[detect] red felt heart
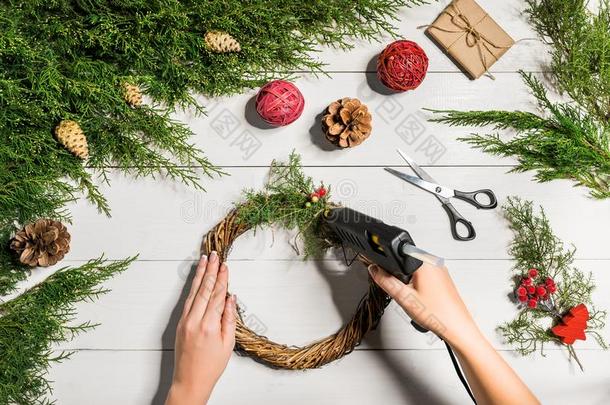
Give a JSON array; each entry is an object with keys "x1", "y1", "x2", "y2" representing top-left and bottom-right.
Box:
[{"x1": 551, "y1": 304, "x2": 589, "y2": 345}]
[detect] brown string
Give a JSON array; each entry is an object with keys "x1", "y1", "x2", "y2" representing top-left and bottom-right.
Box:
[
  {"x1": 201, "y1": 207, "x2": 390, "y2": 370},
  {"x1": 424, "y1": 1, "x2": 513, "y2": 79}
]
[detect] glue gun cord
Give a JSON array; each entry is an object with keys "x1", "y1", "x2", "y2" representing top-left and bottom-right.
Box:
[{"x1": 444, "y1": 340, "x2": 477, "y2": 404}]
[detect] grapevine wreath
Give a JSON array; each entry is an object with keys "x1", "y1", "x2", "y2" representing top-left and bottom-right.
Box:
[{"x1": 202, "y1": 153, "x2": 390, "y2": 369}]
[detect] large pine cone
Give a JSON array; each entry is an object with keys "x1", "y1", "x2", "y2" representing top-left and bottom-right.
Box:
[
  {"x1": 204, "y1": 31, "x2": 241, "y2": 53},
  {"x1": 322, "y1": 98, "x2": 372, "y2": 148},
  {"x1": 10, "y1": 219, "x2": 71, "y2": 267},
  {"x1": 54, "y1": 120, "x2": 89, "y2": 159}
]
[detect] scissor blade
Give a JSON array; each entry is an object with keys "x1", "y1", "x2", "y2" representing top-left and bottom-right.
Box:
[
  {"x1": 396, "y1": 149, "x2": 437, "y2": 183},
  {"x1": 384, "y1": 168, "x2": 454, "y2": 200}
]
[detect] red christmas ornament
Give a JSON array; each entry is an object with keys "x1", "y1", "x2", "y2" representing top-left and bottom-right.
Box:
[
  {"x1": 516, "y1": 286, "x2": 527, "y2": 296},
  {"x1": 527, "y1": 286, "x2": 536, "y2": 295},
  {"x1": 522, "y1": 277, "x2": 532, "y2": 285},
  {"x1": 377, "y1": 40, "x2": 428, "y2": 92},
  {"x1": 518, "y1": 295, "x2": 527, "y2": 302},
  {"x1": 527, "y1": 299, "x2": 538, "y2": 309},
  {"x1": 552, "y1": 304, "x2": 589, "y2": 345},
  {"x1": 255, "y1": 80, "x2": 304, "y2": 126},
  {"x1": 316, "y1": 186, "x2": 327, "y2": 197},
  {"x1": 528, "y1": 268, "x2": 539, "y2": 277}
]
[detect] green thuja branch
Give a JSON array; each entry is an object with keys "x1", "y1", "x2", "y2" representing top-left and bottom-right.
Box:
[
  {"x1": 498, "y1": 197, "x2": 607, "y2": 363},
  {"x1": 428, "y1": 72, "x2": 610, "y2": 199},
  {"x1": 1, "y1": 0, "x2": 424, "y2": 293},
  {"x1": 237, "y1": 152, "x2": 333, "y2": 257},
  {"x1": 526, "y1": 0, "x2": 610, "y2": 122},
  {"x1": 0, "y1": 256, "x2": 136, "y2": 405}
]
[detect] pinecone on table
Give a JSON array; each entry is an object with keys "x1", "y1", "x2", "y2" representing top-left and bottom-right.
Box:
[
  {"x1": 10, "y1": 219, "x2": 71, "y2": 267},
  {"x1": 322, "y1": 98, "x2": 372, "y2": 148},
  {"x1": 123, "y1": 82, "x2": 143, "y2": 108},
  {"x1": 204, "y1": 31, "x2": 241, "y2": 53},
  {"x1": 54, "y1": 120, "x2": 89, "y2": 159}
]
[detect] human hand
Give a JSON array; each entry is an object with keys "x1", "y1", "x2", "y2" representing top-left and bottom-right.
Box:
[
  {"x1": 166, "y1": 252, "x2": 236, "y2": 405},
  {"x1": 368, "y1": 263, "x2": 481, "y2": 349}
]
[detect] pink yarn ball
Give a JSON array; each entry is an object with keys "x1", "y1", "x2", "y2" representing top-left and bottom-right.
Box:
[{"x1": 255, "y1": 80, "x2": 304, "y2": 126}]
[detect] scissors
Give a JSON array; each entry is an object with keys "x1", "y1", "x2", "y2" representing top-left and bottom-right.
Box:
[{"x1": 385, "y1": 149, "x2": 497, "y2": 241}]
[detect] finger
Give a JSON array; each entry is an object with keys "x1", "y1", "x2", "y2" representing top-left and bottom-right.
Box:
[
  {"x1": 368, "y1": 264, "x2": 417, "y2": 303},
  {"x1": 189, "y1": 250, "x2": 220, "y2": 319},
  {"x1": 203, "y1": 262, "x2": 229, "y2": 324},
  {"x1": 181, "y1": 255, "x2": 208, "y2": 318},
  {"x1": 221, "y1": 294, "x2": 237, "y2": 346}
]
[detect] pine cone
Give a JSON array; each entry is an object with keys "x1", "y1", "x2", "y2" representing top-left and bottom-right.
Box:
[
  {"x1": 322, "y1": 98, "x2": 372, "y2": 148},
  {"x1": 204, "y1": 31, "x2": 241, "y2": 53},
  {"x1": 54, "y1": 120, "x2": 89, "y2": 159},
  {"x1": 123, "y1": 82, "x2": 143, "y2": 108},
  {"x1": 10, "y1": 219, "x2": 71, "y2": 267}
]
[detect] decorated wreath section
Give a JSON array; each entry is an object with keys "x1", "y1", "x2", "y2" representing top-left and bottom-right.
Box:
[{"x1": 201, "y1": 153, "x2": 389, "y2": 369}]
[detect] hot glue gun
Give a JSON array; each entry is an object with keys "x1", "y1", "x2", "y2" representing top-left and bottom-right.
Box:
[{"x1": 323, "y1": 207, "x2": 444, "y2": 283}]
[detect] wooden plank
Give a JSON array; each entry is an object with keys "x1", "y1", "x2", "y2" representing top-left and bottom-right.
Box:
[
  {"x1": 182, "y1": 72, "x2": 537, "y2": 167},
  {"x1": 47, "y1": 349, "x2": 610, "y2": 405},
  {"x1": 302, "y1": 0, "x2": 551, "y2": 72},
  {"x1": 52, "y1": 259, "x2": 609, "y2": 351},
  {"x1": 63, "y1": 167, "x2": 610, "y2": 261}
]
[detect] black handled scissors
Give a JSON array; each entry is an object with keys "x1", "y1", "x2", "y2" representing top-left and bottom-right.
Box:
[{"x1": 385, "y1": 149, "x2": 497, "y2": 241}]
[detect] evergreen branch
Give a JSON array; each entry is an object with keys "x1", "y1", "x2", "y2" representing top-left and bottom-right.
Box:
[
  {"x1": 526, "y1": 0, "x2": 610, "y2": 122},
  {"x1": 498, "y1": 197, "x2": 607, "y2": 363},
  {"x1": 0, "y1": 256, "x2": 136, "y2": 405},
  {"x1": 428, "y1": 72, "x2": 610, "y2": 199},
  {"x1": 236, "y1": 152, "x2": 332, "y2": 257}
]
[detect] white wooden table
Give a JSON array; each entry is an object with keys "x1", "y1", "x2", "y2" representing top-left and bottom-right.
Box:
[{"x1": 22, "y1": 1, "x2": 610, "y2": 403}]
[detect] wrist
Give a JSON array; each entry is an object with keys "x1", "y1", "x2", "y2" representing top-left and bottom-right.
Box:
[{"x1": 167, "y1": 381, "x2": 211, "y2": 405}]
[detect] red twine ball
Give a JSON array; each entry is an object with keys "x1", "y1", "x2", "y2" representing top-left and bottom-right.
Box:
[
  {"x1": 255, "y1": 80, "x2": 304, "y2": 126},
  {"x1": 377, "y1": 40, "x2": 429, "y2": 92}
]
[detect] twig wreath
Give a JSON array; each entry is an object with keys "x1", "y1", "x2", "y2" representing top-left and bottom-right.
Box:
[{"x1": 201, "y1": 153, "x2": 389, "y2": 369}]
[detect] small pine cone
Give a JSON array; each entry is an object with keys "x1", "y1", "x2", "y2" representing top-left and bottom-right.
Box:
[
  {"x1": 10, "y1": 219, "x2": 71, "y2": 267},
  {"x1": 123, "y1": 82, "x2": 143, "y2": 108},
  {"x1": 322, "y1": 98, "x2": 372, "y2": 148},
  {"x1": 54, "y1": 120, "x2": 89, "y2": 159},
  {"x1": 204, "y1": 30, "x2": 241, "y2": 53}
]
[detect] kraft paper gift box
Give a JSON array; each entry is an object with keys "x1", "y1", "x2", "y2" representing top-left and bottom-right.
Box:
[{"x1": 426, "y1": 0, "x2": 515, "y2": 79}]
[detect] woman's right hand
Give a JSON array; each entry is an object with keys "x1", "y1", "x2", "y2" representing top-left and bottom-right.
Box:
[{"x1": 368, "y1": 263, "x2": 481, "y2": 349}]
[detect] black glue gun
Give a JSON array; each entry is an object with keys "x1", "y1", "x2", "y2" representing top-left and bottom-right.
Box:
[{"x1": 324, "y1": 207, "x2": 443, "y2": 284}]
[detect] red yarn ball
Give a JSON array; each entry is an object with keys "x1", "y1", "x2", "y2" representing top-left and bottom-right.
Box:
[
  {"x1": 377, "y1": 40, "x2": 429, "y2": 92},
  {"x1": 255, "y1": 80, "x2": 304, "y2": 126}
]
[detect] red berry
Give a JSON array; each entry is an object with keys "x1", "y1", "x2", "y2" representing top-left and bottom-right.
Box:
[
  {"x1": 316, "y1": 187, "x2": 327, "y2": 197},
  {"x1": 527, "y1": 286, "x2": 536, "y2": 295},
  {"x1": 529, "y1": 268, "x2": 539, "y2": 277},
  {"x1": 517, "y1": 286, "x2": 527, "y2": 296},
  {"x1": 523, "y1": 277, "x2": 532, "y2": 285},
  {"x1": 536, "y1": 285, "x2": 547, "y2": 297},
  {"x1": 545, "y1": 277, "x2": 555, "y2": 286},
  {"x1": 518, "y1": 294, "x2": 527, "y2": 302},
  {"x1": 527, "y1": 299, "x2": 538, "y2": 308}
]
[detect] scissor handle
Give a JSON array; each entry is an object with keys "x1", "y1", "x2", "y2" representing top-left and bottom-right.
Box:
[
  {"x1": 442, "y1": 202, "x2": 476, "y2": 241},
  {"x1": 453, "y1": 189, "x2": 498, "y2": 210}
]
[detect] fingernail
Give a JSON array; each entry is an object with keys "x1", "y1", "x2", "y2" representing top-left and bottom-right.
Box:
[
  {"x1": 232, "y1": 294, "x2": 237, "y2": 305},
  {"x1": 200, "y1": 254, "x2": 207, "y2": 261},
  {"x1": 368, "y1": 264, "x2": 377, "y2": 275},
  {"x1": 210, "y1": 251, "x2": 218, "y2": 262}
]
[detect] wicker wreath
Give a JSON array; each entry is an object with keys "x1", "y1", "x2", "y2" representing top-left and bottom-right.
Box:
[{"x1": 202, "y1": 207, "x2": 390, "y2": 370}]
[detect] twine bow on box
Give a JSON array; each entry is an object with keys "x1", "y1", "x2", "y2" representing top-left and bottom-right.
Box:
[{"x1": 423, "y1": 1, "x2": 515, "y2": 79}]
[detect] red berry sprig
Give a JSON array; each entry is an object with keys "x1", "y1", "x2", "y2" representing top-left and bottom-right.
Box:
[
  {"x1": 515, "y1": 268, "x2": 557, "y2": 309},
  {"x1": 309, "y1": 186, "x2": 327, "y2": 203}
]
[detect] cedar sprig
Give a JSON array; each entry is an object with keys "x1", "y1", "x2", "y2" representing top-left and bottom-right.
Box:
[
  {"x1": 1, "y1": 0, "x2": 425, "y2": 293},
  {"x1": 498, "y1": 197, "x2": 607, "y2": 366},
  {"x1": 525, "y1": 0, "x2": 610, "y2": 122},
  {"x1": 428, "y1": 72, "x2": 610, "y2": 199},
  {"x1": 237, "y1": 152, "x2": 332, "y2": 257},
  {"x1": 0, "y1": 256, "x2": 136, "y2": 405}
]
